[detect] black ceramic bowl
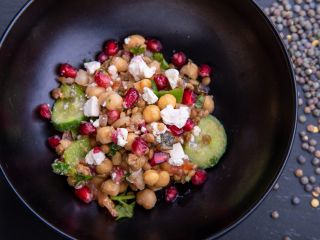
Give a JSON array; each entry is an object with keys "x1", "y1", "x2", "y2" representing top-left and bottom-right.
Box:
[{"x1": 0, "y1": 0, "x2": 296, "y2": 239}]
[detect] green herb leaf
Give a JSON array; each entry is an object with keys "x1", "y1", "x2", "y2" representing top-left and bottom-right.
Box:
[
  {"x1": 52, "y1": 161, "x2": 73, "y2": 175},
  {"x1": 74, "y1": 173, "x2": 93, "y2": 186},
  {"x1": 151, "y1": 80, "x2": 159, "y2": 94},
  {"x1": 107, "y1": 143, "x2": 122, "y2": 157},
  {"x1": 130, "y1": 46, "x2": 145, "y2": 55},
  {"x1": 115, "y1": 201, "x2": 135, "y2": 220},
  {"x1": 156, "y1": 88, "x2": 184, "y2": 103},
  {"x1": 195, "y1": 95, "x2": 205, "y2": 108},
  {"x1": 153, "y1": 53, "x2": 169, "y2": 70}
]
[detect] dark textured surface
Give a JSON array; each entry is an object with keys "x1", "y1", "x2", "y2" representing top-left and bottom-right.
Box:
[{"x1": 0, "y1": 0, "x2": 316, "y2": 239}]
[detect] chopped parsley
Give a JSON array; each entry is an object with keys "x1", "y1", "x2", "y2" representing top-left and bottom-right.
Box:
[
  {"x1": 152, "y1": 53, "x2": 169, "y2": 70},
  {"x1": 130, "y1": 46, "x2": 145, "y2": 55},
  {"x1": 111, "y1": 193, "x2": 136, "y2": 220},
  {"x1": 195, "y1": 95, "x2": 205, "y2": 108}
]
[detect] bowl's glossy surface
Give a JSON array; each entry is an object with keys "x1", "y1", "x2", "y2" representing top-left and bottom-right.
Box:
[{"x1": 0, "y1": 0, "x2": 296, "y2": 239}]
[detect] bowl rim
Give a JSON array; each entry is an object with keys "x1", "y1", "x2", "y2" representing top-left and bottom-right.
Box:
[{"x1": 0, "y1": 0, "x2": 297, "y2": 239}]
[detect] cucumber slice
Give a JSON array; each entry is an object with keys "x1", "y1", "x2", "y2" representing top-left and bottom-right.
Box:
[
  {"x1": 184, "y1": 115, "x2": 227, "y2": 169},
  {"x1": 63, "y1": 137, "x2": 91, "y2": 166},
  {"x1": 51, "y1": 84, "x2": 86, "y2": 131}
]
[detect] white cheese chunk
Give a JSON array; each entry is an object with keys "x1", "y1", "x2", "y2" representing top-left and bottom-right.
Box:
[
  {"x1": 124, "y1": 37, "x2": 131, "y2": 45},
  {"x1": 168, "y1": 143, "x2": 188, "y2": 166},
  {"x1": 142, "y1": 87, "x2": 158, "y2": 104},
  {"x1": 83, "y1": 96, "x2": 100, "y2": 117},
  {"x1": 192, "y1": 126, "x2": 201, "y2": 137},
  {"x1": 128, "y1": 55, "x2": 156, "y2": 81},
  {"x1": 84, "y1": 61, "x2": 101, "y2": 75},
  {"x1": 160, "y1": 105, "x2": 190, "y2": 129},
  {"x1": 151, "y1": 122, "x2": 167, "y2": 142},
  {"x1": 85, "y1": 148, "x2": 105, "y2": 165},
  {"x1": 116, "y1": 128, "x2": 128, "y2": 147},
  {"x1": 108, "y1": 65, "x2": 120, "y2": 81},
  {"x1": 165, "y1": 69, "x2": 180, "y2": 89},
  {"x1": 92, "y1": 119, "x2": 100, "y2": 128}
]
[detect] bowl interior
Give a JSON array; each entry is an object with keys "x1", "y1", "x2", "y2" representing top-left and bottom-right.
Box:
[{"x1": 0, "y1": 0, "x2": 295, "y2": 239}]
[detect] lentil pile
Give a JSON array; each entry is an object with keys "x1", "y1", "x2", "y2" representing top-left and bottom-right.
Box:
[{"x1": 264, "y1": 0, "x2": 320, "y2": 228}]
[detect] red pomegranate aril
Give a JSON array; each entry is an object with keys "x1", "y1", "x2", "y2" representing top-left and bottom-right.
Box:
[
  {"x1": 168, "y1": 125, "x2": 184, "y2": 136},
  {"x1": 59, "y1": 63, "x2": 77, "y2": 78},
  {"x1": 107, "y1": 110, "x2": 120, "y2": 123},
  {"x1": 123, "y1": 88, "x2": 139, "y2": 109},
  {"x1": 75, "y1": 186, "x2": 93, "y2": 204},
  {"x1": 199, "y1": 64, "x2": 212, "y2": 77},
  {"x1": 171, "y1": 51, "x2": 187, "y2": 68},
  {"x1": 97, "y1": 52, "x2": 108, "y2": 63},
  {"x1": 93, "y1": 146, "x2": 101, "y2": 154},
  {"x1": 182, "y1": 88, "x2": 196, "y2": 106},
  {"x1": 146, "y1": 39, "x2": 162, "y2": 52},
  {"x1": 79, "y1": 122, "x2": 96, "y2": 135},
  {"x1": 104, "y1": 40, "x2": 119, "y2": 56},
  {"x1": 132, "y1": 137, "x2": 148, "y2": 156},
  {"x1": 165, "y1": 186, "x2": 178, "y2": 203},
  {"x1": 153, "y1": 74, "x2": 169, "y2": 90},
  {"x1": 38, "y1": 103, "x2": 51, "y2": 120},
  {"x1": 94, "y1": 71, "x2": 112, "y2": 88},
  {"x1": 183, "y1": 118, "x2": 195, "y2": 132},
  {"x1": 191, "y1": 169, "x2": 208, "y2": 186},
  {"x1": 111, "y1": 166, "x2": 125, "y2": 184},
  {"x1": 47, "y1": 135, "x2": 61, "y2": 149},
  {"x1": 150, "y1": 151, "x2": 170, "y2": 166},
  {"x1": 111, "y1": 130, "x2": 119, "y2": 144}
]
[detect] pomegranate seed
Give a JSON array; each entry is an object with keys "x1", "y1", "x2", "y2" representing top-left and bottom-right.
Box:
[
  {"x1": 111, "y1": 166, "x2": 125, "y2": 184},
  {"x1": 199, "y1": 64, "x2": 212, "y2": 77},
  {"x1": 111, "y1": 131, "x2": 118, "y2": 144},
  {"x1": 150, "y1": 151, "x2": 170, "y2": 166},
  {"x1": 94, "y1": 71, "x2": 112, "y2": 88},
  {"x1": 79, "y1": 122, "x2": 96, "y2": 135},
  {"x1": 104, "y1": 40, "x2": 119, "y2": 56},
  {"x1": 38, "y1": 103, "x2": 51, "y2": 120},
  {"x1": 123, "y1": 88, "x2": 139, "y2": 109},
  {"x1": 93, "y1": 146, "x2": 101, "y2": 153},
  {"x1": 47, "y1": 135, "x2": 61, "y2": 149},
  {"x1": 182, "y1": 88, "x2": 196, "y2": 106},
  {"x1": 74, "y1": 186, "x2": 93, "y2": 204},
  {"x1": 59, "y1": 63, "x2": 77, "y2": 78},
  {"x1": 165, "y1": 186, "x2": 178, "y2": 203},
  {"x1": 171, "y1": 51, "x2": 187, "y2": 68},
  {"x1": 191, "y1": 169, "x2": 208, "y2": 186},
  {"x1": 146, "y1": 38, "x2": 162, "y2": 52},
  {"x1": 107, "y1": 110, "x2": 120, "y2": 123},
  {"x1": 131, "y1": 137, "x2": 148, "y2": 156},
  {"x1": 168, "y1": 125, "x2": 184, "y2": 136},
  {"x1": 183, "y1": 118, "x2": 195, "y2": 132},
  {"x1": 153, "y1": 74, "x2": 169, "y2": 90},
  {"x1": 97, "y1": 52, "x2": 108, "y2": 63}
]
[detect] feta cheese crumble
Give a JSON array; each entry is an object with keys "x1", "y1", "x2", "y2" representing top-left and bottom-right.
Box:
[
  {"x1": 128, "y1": 55, "x2": 156, "y2": 81},
  {"x1": 165, "y1": 69, "x2": 180, "y2": 89},
  {"x1": 83, "y1": 96, "x2": 100, "y2": 117},
  {"x1": 168, "y1": 143, "x2": 188, "y2": 166},
  {"x1": 151, "y1": 122, "x2": 167, "y2": 142},
  {"x1": 84, "y1": 61, "x2": 101, "y2": 75},
  {"x1": 124, "y1": 37, "x2": 131, "y2": 45},
  {"x1": 85, "y1": 149, "x2": 105, "y2": 165},
  {"x1": 160, "y1": 105, "x2": 190, "y2": 128},
  {"x1": 193, "y1": 126, "x2": 201, "y2": 137},
  {"x1": 108, "y1": 65, "x2": 120, "y2": 81},
  {"x1": 92, "y1": 119, "x2": 100, "y2": 128},
  {"x1": 142, "y1": 87, "x2": 158, "y2": 104},
  {"x1": 116, "y1": 128, "x2": 128, "y2": 147}
]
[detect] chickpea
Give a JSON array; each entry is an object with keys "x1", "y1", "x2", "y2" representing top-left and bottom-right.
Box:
[
  {"x1": 90, "y1": 176, "x2": 105, "y2": 188},
  {"x1": 157, "y1": 94, "x2": 176, "y2": 110},
  {"x1": 134, "y1": 79, "x2": 152, "y2": 92},
  {"x1": 124, "y1": 34, "x2": 146, "y2": 50},
  {"x1": 101, "y1": 144, "x2": 110, "y2": 154},
  {"x1": 203, "y1": 96, "x2": 215, "y2": 113},
  {"x1": 143, "y1": 105, "x2": 161, "y2": 123},
  {"x1": 154, "y1": 171, "x2": 170, "y2": 188},
  {"x1": 119, "y1": 182, "x2": 128, "y2": 193},
  {"x1": 101, "y1": 179, "x2": 120, "y2": 196},
  {"x1": 111, "y1": 57, "x2": 128, "y2": 72},
  {"x1": 105, "y1": 93, "x2": 123, "y2": 110},
  {"x1": 180, "y1": 61, "x2": 199, "y2": 80},
  {"x1": 98, "y1": 92, "x2": 112, "y2": 106},
  {"x1": 75, "y1": 69, "x2": 89, "y2": 86},
  {"x1": 96, "y1": 159, "x2": 113, "y2": 175},
  {"x1": 96, "y1": 126, "x2": 114, "y2": 144},
  {"x1": 143, "y1": 170, "x2": 160, "y2": 186},
  {"x1": 149, "y1": 60, "x2": 161, "y2": 73},
  {"x1": 202, "y1": 77, "x2": 211, "y2": 86},
  {"x1": 60, "y1": 139, "x2": 72, "y2": 149},
  {"x1": 125, "y1": 133, "x2": 138, "y2": 150},
  {"x1": 112, "y1": 152, "x2": 122, "y2": 165},
  {"x1": 86, "y1": 86, "x2": 106, "y2": 97},
  {"x1": 67, "y1": 176, "x2": 76, "y2": 186},
  {"x1": 136, "y1": 189, "x2": 157, "y2": 210}
]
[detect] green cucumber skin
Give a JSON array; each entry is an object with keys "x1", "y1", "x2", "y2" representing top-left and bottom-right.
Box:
[
  {"x1": 63, "y1": 137, "x2": 91, "y2": 166},
  {"x1": 185, "y1": 115, "x2": 227, "y2": 169}
]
